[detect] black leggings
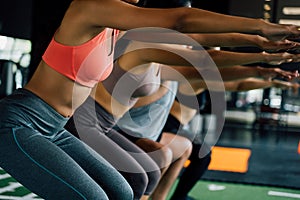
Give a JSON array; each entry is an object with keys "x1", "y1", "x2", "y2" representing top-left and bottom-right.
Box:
[{"x1": 171, "y1": 143, "x2": 211, "y2": 199}]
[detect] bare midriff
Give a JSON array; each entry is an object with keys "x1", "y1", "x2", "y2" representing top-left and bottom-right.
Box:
[
  {"x1": 170, "y1": 100, "x2": 197, "y2": 125},
  {"x1": 24, "y1": 61, "x2": 93, "y2": 118},
  {"x1": 91, "y1": 83, "x2": 132, "y2": 119},
  {"x1": 133, "y1": 81, "x2": 172, "y2": 108}
]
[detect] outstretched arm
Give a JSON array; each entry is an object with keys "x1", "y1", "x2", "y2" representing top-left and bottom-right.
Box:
[
  {"x1": 57, "y1": 0, "x2": 300, "y2": 46},
  {"x1": 179, "y1": 77, "x2": 299, "y2": 95},
  {"x1": 161, "y1": 65, "x2": 298, "y2": 85},
  {"x1": 117, "y1": 40, "x2": 300, "y2": 72},
  {"x1": 207, "y1": 49, "x2": 300, "y2": 67},
  {"x1": 224, "y1": 78, "x2": 300, "y2": 92},
  {"x1": 219, "y1": 66, "x2": 299, "y2": 81},
  {"x1": 187, "y1": 33, "x2": 300, "y2": 51}
]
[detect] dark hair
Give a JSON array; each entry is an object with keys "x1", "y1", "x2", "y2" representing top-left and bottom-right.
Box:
[{"x1": 138, "y1": 0, "x2": 192, "y2": 8}]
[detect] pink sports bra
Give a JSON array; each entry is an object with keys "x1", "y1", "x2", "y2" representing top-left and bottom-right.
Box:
[{"x1": 42, "y1": 28, "x2": 120, "y2": 87}]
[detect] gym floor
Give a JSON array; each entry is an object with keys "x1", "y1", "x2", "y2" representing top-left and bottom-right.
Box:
[
  {"x1": 168, "y1": 180, "x2": 300, "y2": 200},
  {"x1": 168, "y1": 119, "x2": 300, "y2": 200}
]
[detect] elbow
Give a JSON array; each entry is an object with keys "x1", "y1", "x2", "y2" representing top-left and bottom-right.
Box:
[
  {"x1": 236, "y1": 85, "x2": 243, "y2": 91},
  {"x1": 172, "y1": 7, "x2": 192, "y2": 32},
  {"x1": 236, "y1": 83, "x2": 248, "y2": 91}
]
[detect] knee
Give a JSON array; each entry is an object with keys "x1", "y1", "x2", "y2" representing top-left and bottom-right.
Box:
[
  {"x1": 157, "y1": 147, "x2": 173, "y2": 168},
  {"x1": 148, "y1": 168, "x2": 161, "y2": 184},
  {"x1": 144, "y1": 169, "x2": 161, "y2": 194},
  {"x1": 182, "y1": 139, "x2": 193, "y2": 158},
  {"x1": 122, "y1": 171, "x2": 148, "y2": 199},
  {"x1": 175, "y1": 138, "x2": 192, "y2": 161},
  {"x1": 121, "y1": 184, "x2": 134, "y2": 200},
  {"x1": 138, "y1": 172, "x2": 149, "y2": 196},
  {"x1": 110, "y1": 180, "x2": 134, "y2": 200},
  {"x1": 149, "y1": 146, "x2": 173, "y2": 169}
]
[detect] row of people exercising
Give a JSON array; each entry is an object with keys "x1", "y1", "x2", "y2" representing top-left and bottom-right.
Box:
[{"x1": 0, "y1": 0, "x2": 300, "y2": 199}]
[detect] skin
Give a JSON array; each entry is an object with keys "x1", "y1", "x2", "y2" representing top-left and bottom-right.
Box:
[
  {"x1": 118, "y1": 65, "x2": 297, "y2": 200},
  {"x1": 95, "y1": 30, "x2": 299, "y2": 199},
  {"x1": 93, "y1": 37, "x2": 300, "y2": 119},
  {"x1": 165, "y1": 77, "x2": 299, "y2": 200},
  {"x1": 91, "y1": 34, "x2": 299, "y2": 199},
  {"x1": 171, "y1": 65, "x2": 298, "y2": 124},
  {"x1": 127, "y1": 32, "x2": 300, "y2": 51},
  {"x1": 122, "y1": 47, "x2": 298, "y2": 199},
  {"x1": 25, "y1": 0, "x2": 300, "y2": 118},
  {"x1": 125, "y1": 81, "x2": 192, "y2": 200},
  {"x1": 188, "y1": 33, "x2": 300, "y2": 51},
  {"x1": 172, "y1": 77, "x2": 300, "y2": 126},
  {"x1": 21, "y1": 1, "x2": 300, "y2": 199}
]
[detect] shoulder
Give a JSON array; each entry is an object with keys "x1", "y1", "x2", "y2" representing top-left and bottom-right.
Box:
[{"x1": 54, "y1": 0, "x2": 109, "y2": 45}]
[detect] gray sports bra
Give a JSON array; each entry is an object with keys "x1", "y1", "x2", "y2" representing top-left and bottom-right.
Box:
[{"x1": 102, "y1": 60, "x2": 161, "y2": 106}]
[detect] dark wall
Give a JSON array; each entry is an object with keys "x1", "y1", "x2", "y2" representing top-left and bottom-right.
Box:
[
  {"x1": 0, "y1": 0, "x2": 33, "y2": 40},
  {"x1": 193, "y1": 0, "x2": 273, "y2": 19},
  {"x1": 192, "y1": 0, "x2": 229, "y2": 14},
  {"x1": 29, "y1": 0, "x2": 72, "y2": 79},
  {"x1": 0, "y1": 0, "x2": 72, "y2": 80}
]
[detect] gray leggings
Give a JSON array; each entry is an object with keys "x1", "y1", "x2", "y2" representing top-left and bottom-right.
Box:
[
  {"x1": 65, "y1": 96, "x2": 161, "y2": 199},
  {"x1": 0, "y1": 88, "x2": 133, "y2": 200}
]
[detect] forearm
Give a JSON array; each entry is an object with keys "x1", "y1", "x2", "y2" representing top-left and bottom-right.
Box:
[
  {"x1": 160, "y1": 66, "x2": 203, "y2": 82},
  {"x1": 188, "y1": 33, "x2": 262, "y2": 47},
  {"x1": 178, "y1": 8, "x2": 264, "y2": 34},
  {"x1": 186, "y1": 78, "x2": 273, "y2": 92},
  {"x1": 219, "y1": 66, "x2": 259, "y2": 81},
  {"x1": 161, "y1": 65, "x2": 262, "y2": 82},
  {"x1": 225, "y1": 78, "x2": 297, "y2": 91},
  {"x1": 229, "y1": 78, "x2": 273, "y2": 91},
  {"x1": 209, "y1": 50, "x2": 266, "y2": 67},
  {"x1": 65, "y1": 0, "x2": 300, "y2": 48}
]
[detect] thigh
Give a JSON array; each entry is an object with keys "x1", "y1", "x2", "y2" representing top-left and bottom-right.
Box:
[
  {"x1": 108, "y1": 129, "x2": 161, "y2": 173},
  {"x1": 135, "y1": 138, "x2": 173, "y2": 170},
  {"x1": 54, "y1": 129, "x2": 134, "y2": 200},
  {"x1": 160, "y1": 132, "x2": 192, "y2": 161},
  {"x1": 108, "y1": 129, "x2": 161, "y2": 194},
  {"x1": 75, "y1": 126, "x2": 146, "y2": 174},
  {"x1": 0, "y1": 127, "x2": 109, "y2": 200}
]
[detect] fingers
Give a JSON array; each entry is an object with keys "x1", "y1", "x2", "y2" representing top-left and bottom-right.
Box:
[
  {"x1": 275, "y1": 69, "x2": 299, "y2": 80},
  {"x1": 263, "y1": 23, "x2": 300, "y2": 41},
  {"x1": 266, "y1": 52, "x2": 300, "y2": 65},
  {"x1": 257, "y1": 65, "x2": 299, "y2": 82},
  {"x1": 265, "y1": 40, "x2": 300, "y2": 52},
  {"x1": 272, "y1": 79, "x2": 291, "y2": 89}
]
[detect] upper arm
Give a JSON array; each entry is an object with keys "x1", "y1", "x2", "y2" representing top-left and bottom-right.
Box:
[
  {"x1": 73, "y1": 0, "x2": 184, "y2": 31},
  {"x1": 57, "y1": 0, "x2": 188, "y2": 45},
  {"x1": 118, "y1": 40, "x2": 212, "y2": 69}
]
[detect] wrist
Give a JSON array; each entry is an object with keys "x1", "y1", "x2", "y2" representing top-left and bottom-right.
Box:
[
  {"x1": 254, "y1": 35, "x2": 267, "y2": 49},
  {"x1": 260, "y1": 51, "x2": 269, "y2": 63},
  {"x1": 255, "y1": 66, "x2": 263, "y2": 77},
  {"x1": 252, "y1": 18, "x2": 266, "y2": 36}
]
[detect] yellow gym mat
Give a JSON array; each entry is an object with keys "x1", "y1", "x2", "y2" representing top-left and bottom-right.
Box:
[{"x1": 208, "y1": 146, "x2": 251, "y2": 173}]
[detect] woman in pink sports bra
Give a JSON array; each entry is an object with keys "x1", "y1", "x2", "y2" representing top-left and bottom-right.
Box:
[{"x1": 1, "y1": 0, "x2": 300, "y2": 199}]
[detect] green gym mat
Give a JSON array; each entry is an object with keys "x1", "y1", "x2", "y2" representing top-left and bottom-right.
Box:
[
  {"x1": 168, "y1": 180, "x2": 300, "y2": 200},
  {"x1": 1, "y1": 167, "x2": 300, "y2": 200}
]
